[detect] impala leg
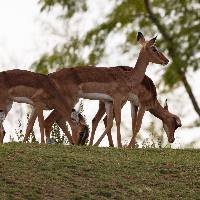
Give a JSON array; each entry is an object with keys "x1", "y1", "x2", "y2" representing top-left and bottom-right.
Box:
[
  {"x1": 0, "y1": 102, "x2": 12, "y2": 144},
  {"x1": 103, "y1": 115, "x2": 115, "y2": 146},
  {"x1": 35, "y1": 105, "x2": 45, "y2": 144},
  {"x1": 128, "y1": 107, "x2": 145, "y2": 148},
  {"x1": 113, "y1": 100, "x2": 123, "y2": 148},
  {"x1": 44, "y1": 110, "x2": 60, "y2": 144},
  {"x1": 103, "y1": 115, "x2": 110, "y2": 143},
  {"x1": 94, "y1": 101, "x2": 114, "y2": 147},
  {"x1": 103, "y1": 101, "x2": 127, "y2": 147},
  {"x1": 68, "y1": 119, "x2": 79, "y2": 145},
  {"x1": 65, "y1": 96, "x2": 81, "y2": 144},
  {"x1": 23, "y1": 109, "x2": 37, "y2": 143},
  {"x1": 105, "y1": 101, "x2": 114, "y2": 147},
  {"x1": 103, "y1": 115, "x2": 116, "y2": 146},
  {"x1": 129, "y1": 102, "x2": 138, "y2": 146},
  {"x1": 57, "y1": 119, "x2": 74, "y2": 145},
  {"x1": 134, "y1": 108, "x2": 145, "y2": 134},
  {"x1": 103, "y1": 115, "x2": 107, "y2": 127},
  {"x1": 30, "y1": 90, "x2": 46, "y2": 144},
  {"x1": 89, "y1": 101, "x2": 106, "y2": 145}
]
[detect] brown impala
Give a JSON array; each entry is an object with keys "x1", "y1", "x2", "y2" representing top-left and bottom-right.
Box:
[
  {"x1": 90, "y1": 91, "x2": 181, "y2": 147},
  {"x1": 0, "y1": 70, "x2": 74, "y2": 144}
]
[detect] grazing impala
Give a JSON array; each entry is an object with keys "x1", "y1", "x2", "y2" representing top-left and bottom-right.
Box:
[
  {"x1": 90, "y1": 97, "x2": 181, "y2": 147},
  {"x1": 0, "y1": 69, "x2": 74, "y2": 144},
  {"x1": 23, "y1": 32, "x2": 169, "y2": 147}
]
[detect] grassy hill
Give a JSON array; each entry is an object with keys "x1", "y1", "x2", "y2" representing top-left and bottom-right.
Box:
[{"x1": 0, "y1": 143, "x2": 200, "y2": 200}]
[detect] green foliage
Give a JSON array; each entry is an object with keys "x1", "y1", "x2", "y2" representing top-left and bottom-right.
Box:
[
  {"x1": 50, "y1": 122, "x2": 66, "y2": 144},
  {"x1": 35, "y1": 0, "x2": 200, "y2": 87},
  {"x1": 82, "y1": 0, "x2": 199, "y2": 90},
  {"x1": 15, "y1": 114, "x2": 39, "y2": 143},
  {"x1": 1, "y1": 143, "x2": 200, "y2": 199},
  {"x1": 32, "y1": 38, "x2": 87, "y2": 74},
  {"x1": 39, "y1": 0, "x2": 87, "y2": 18},
  {"x1": 144, "y1": 120, "x2": 166, "y2": 148},
  {"x1": 15, "y1": 120, "x2": 24, "y2": 142}
]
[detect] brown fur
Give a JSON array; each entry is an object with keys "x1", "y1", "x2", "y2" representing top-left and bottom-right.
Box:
[
  {"x1": 76, "y1": 114, "x2": 89, "y2": 145},
  {"x1": 116, "y1": 66, "x2": 157, "y2": 100}
]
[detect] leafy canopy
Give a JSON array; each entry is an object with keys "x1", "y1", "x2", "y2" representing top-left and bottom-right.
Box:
[{"x1": 35, "y1": 0, "x2": 200, "y2": 90}]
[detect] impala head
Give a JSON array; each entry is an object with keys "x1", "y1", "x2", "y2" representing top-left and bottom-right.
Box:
[
  {"x1": 162, "y1": 99, "x2": 182, "y2": 143},
  {"x1": 137, "y1": 32, "x2": 169, "y2": 65},
  {"x1": 76, "y1": 113, "x2": 89, "y2": 145},
  {"x1": 71, "y1": 109, "x2": 80, "y2": 124},
  {"x1": 71, "y1": 109, "x2": 89, "y2": 145}
]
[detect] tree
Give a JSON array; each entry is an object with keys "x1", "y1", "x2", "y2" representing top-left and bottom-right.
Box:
[{"x1": 34, "y1": 0, "x2": 200, "y2": 123}]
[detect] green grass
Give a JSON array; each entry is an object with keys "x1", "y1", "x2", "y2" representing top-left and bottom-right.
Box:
[{"x1": 0, "y1": 143, "x2": 200, "y2": 200}]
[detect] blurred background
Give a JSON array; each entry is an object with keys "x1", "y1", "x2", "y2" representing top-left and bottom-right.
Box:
[{"x1": 0, "y1": 0, "x2": 199, "y2": 148}]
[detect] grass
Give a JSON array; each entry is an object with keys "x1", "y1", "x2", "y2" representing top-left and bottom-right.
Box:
[{"x1": 0, "y1": 143, "x2": 200, "y2": 200}]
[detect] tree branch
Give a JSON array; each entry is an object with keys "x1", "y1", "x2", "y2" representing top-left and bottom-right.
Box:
[
  {"x1": 144, "y1": 0, "x2": 172, "y2": 42},
  {"x1": 180, "y1": 72, "x2": 200, "y2": 117},
  {"x1": 144, "y1": 0, "x2": 200, "y2": 118}
]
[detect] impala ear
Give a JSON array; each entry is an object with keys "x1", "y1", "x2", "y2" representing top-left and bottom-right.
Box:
[
  {"x1": 137, "y1": 32, "x2": 146, "y2": 46},
  {"x1": 71, "y1": 109, "x2": 79, "y2": 123},
  {"x1": 164, "y1": 99, "x2": 168, "y2": 110},
  {"x1": 147, "y1": 35, "x2": 157, "y2": 46}
]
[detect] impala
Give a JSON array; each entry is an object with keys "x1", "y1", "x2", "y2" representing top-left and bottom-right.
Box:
[{"x1": 0, "y1": 69, "x2": 74, "y2": 144}]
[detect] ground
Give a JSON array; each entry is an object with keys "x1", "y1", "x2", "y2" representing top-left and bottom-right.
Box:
[{"x1": 0, "y1": 143, "x2": 200, "y2": 199}]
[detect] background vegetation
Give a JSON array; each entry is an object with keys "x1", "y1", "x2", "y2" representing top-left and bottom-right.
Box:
[{"x1": 34, "y1": 0, "x2": 199, "y2": 117}]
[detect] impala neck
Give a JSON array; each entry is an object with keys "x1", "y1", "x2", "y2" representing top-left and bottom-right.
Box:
[
  {"x1": 149, "y1": 100, "x2": 171, "y2": 122},
  {"x1": 132, "y1": 50, "x2": 149, "y2": 83}
]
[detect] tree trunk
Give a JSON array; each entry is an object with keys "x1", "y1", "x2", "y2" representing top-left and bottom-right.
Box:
[{"x1": 179, "y1": 72, "x2": 200, "y2": 117}]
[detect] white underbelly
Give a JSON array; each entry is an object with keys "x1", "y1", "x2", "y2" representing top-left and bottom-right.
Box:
[
  {"x1": 78, "y1": 90, "x2": 139, "y2": 106},
  {"x1": 12, "y1": 97, "x2": 51, "y2": 110},
  {"x1": 78, "y1": 91, "x2": 113, "y2": 101},
  {"x1": 13, "y1": 97, "x2": 34, "y2": 105}
]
